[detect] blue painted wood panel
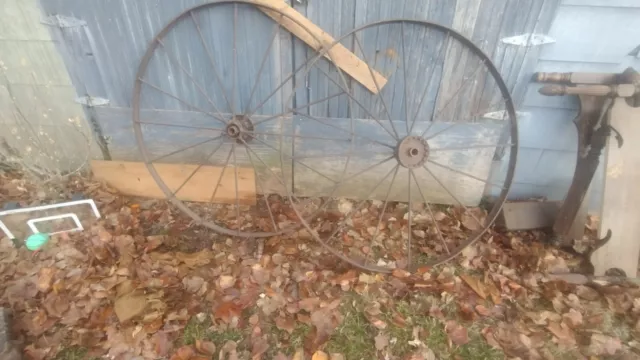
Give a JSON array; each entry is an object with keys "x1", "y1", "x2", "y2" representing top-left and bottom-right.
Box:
[{"x1": 40, "y1": 0, "x2": 574, "y2": 206}]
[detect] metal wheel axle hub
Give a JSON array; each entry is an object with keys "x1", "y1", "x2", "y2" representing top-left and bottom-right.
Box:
[
  {"x1": 227, "y1": 115, "x2": 254, "y2": 143},
  {"x1": 396, "y1": 136, "x2": 429, "y2": 168}
]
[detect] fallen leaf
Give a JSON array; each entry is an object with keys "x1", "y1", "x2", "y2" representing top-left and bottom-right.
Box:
[
  {"x1": 312, "y1": 351, "x2": 329, "y2": 360},
  {"x1": 176, "y1": 250, "x2": 211, "y2": 267},
  {"x1": 292, "y1": 350, "x2": 304, "y2": 360},
  {"x1": 392, "y1": 268, "x2": 411, "y2": 278},
  {"x1": 299, "y1": 297, "x2": 321, "y2": 312},
  {"x1": 153, "y1": 332, "x2": 171, "y2": 357},
  {"x1": 480, "y1": 327, "x2": 502, "y2": 349},
  {"x1": 547, "y1": 321, "x2": 576, "y2": 348},
  {"x1": 275, "y1": 316, "x2": 295, "y2": 334},
  {"x1": 171, "y1": 345, "x2": 195, "y2": 360},
  {"x1": 588, "y1": 333, "x2": 621, "y2": 356},
  {"x1": 219, "y1": 275, "x2": 235, "y2": 290},
  {"x1": 475, "y1": 305, "x2": 490, "y2": 317},
  {"x1": 195, "y1": 340, "x2": 216, "y2": 356},
  {"x1": 36, "y1": 268, "x2": 56, "y2": 292},
  {"x1": 251, "y1": 336, "x2": 269, "y2": 360},
  {"x1": 334, "y1": 270, "x2": 357, "y2": 285},
  {"x1": 273, "y1": 352, "x2": 288, "y2": 360},
  {"x1": 460, "y1": 274, "x2": 487, "y2": 300},
  {"x1": 369, "y1": 317, "x2": 387, "y2": 330},
  {"x1": 304, "y1": 325, "x2": 331, "y2": 355},
  {"x1": 214, "y1": 301, "x2": 242, "y2": 324},
  {"x1": 461, "y1": 208, "x2": 485, "y2": 231},
  {"x1": 358, "y1": 273, "x2": 376, "y2": 284},
  {"x1": 562, "y1": 309, "x2": 583, "y2": 328},
  {"x1": 183, "y1": 276, "x2": 205, "y2": 293},
  {"x1": 375, "y1": 333, "x2": 389, "y2": 350},
  {"x1": 445, "y1": 320, "x2": 469, "y2": 346},
  {"x1": 114, "y1": 293, "x2": 147, "y2": 323}
]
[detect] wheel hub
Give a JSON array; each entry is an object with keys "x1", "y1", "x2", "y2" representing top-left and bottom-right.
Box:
[
  {"x1": 226, "y1": 115, "x2": 254, "y2": 143},
  {"x1": 396, "y1": 136, "x2": 429, "y2": 168}
]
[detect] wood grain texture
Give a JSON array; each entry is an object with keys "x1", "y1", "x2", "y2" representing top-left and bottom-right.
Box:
[
  {"x1": 254, "y1": 0, "x2": 387, "y2": 94},
  {"x1": 91, "y1": 160, "x2": 257, "y2": 205},
  {"x1": 592, "y1": 98, "x2": 640, "y2": 277}
]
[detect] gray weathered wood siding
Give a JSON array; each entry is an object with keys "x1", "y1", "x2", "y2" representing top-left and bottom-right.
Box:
[
  {"x1": 0, "y1": 0, "x2": 100, "y2": 174},
  {"x1": 46, "y1": 0, "x2": 638, "y2": 207}
]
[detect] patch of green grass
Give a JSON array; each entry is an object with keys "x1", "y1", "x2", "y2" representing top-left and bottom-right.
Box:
[
  {"x1": 453, "y1": 325, "x2": 503, "y2": 360},
  {"x1": 53, "y1": 346, "x2": 99, "y2": 360},
  {"x1": 181, "y1": 316, "x2": 244, "y2": 351},
  {"x1": 208, "y1": 328, "x2": 244, "y2": 345},
  {"x1": 287, "y1": 323, "x2": 312, "y2": 353},
  {"x1": 181, "y1": 317, "x2": 214, "y2": 345},
  {"x1": 601, "y1": 312, "x2": 631, "y2": 342},
  {"x1": 325, "y1": 299, "x2": 377, "y2": 360},
  {"x1": 266, "y1": 322, "x2": 312, "y2": 358}
]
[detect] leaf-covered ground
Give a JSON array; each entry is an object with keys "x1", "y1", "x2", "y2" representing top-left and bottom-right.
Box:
[{"x1": 1, "y1": 171, "x2": 640, "y2": 360}]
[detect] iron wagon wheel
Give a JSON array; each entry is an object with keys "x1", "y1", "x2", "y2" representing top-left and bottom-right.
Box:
[
  {"x1": 131, "y1": 0, "x2": 350, "y2": 238},
  {"x1": 284, "y1": 19, "x2": 518, "y2": 272}
]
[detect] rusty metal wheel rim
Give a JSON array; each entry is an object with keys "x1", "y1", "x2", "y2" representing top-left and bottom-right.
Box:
[
  {"x1": 132, "y1": 0, "x2": 351, "y2": 238},
  {"x1": 284, "y1": 19, "x2": 518, "y2": 272}
]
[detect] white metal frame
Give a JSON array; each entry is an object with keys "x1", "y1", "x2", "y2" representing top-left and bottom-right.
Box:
[
  {"x1": 27, "y1": 213, "x2": 84, "y2": 235},
  {"x1": 0, "y1": 199, "x2": 100, "y2": 239}
]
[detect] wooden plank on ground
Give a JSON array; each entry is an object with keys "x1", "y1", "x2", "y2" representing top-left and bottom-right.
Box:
[
  {"x1": 253, "y1": 0, "x2": 387, "y2": 94},
  {"x1": 592, "y1": 98, "x2": 640, "y2": 277},
  {"x1": 91, "y1": 160, "x2": 256, "y2": 205}
]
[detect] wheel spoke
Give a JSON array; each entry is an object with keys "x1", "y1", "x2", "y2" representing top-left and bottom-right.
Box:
[
  {"x1": 297, "y1": 112, "x2": 395, "y2": 149},
  {"x1": 250, "y1": 131, "x2": 350, "y2": 142},
  {"x1": 365, "y1": 164, "x2": 400, "y2": 266},
  {"x1": 243, "y1": 144, "x2": 279, "y2": 233},
  {"x1": 423, "y1": 122, "x2": 458, "y2": 140},
  {"x1": 208, "y1": 144, "x2": 234, "y2": 203},
  {"x1": 292, "y1": 151, "x2": 390, "y2": 160},
  {"x1": 422, "y1": 165, "x2": 485, "y2": 230},
  {"x1": 239, "y1": 137, "x2": 304, "y2": 205},
  {"x1": 190, "y1": 11, "x2": 233, "y2": 112},
  {"x1": 172, "y1": 137, "x2": 225, "y2": 197},
  {"x1": 231, "y1": 142, "x2": 241, "y2": 235},
  {"x1": 430, "y1": 143, "x2": 514, "y2": 152},
  {"x1": 244, "y1": 22, "x2": 280, "y2": 115},
  {"x1": 325, "y1": 164, "x2": 400, "y2": 247},
  {"x1": 310, "y1": 155, "x2": 395, "y2": 196},
  {"x1": 157, "y1": 39, "x2": 227, "y2": 124},
  {"x1": 427, "y1": 159, "x2": 506, "y2": 190},
  {"x1": 314, "y1": 65, "x2": 399, "y2": 141},
  {"x1": 245, "y1": 40, "x2": 325, "y2": 119},
  {"x1": 251, "y1": 136, "x2": 338, "y2": 184},
  {"x1": 410, "y1": 33, "x2": 450, "y2": 133},
  {"x1": 136, "y1": 120, "x2": 224, "y2": 132},
  {"x1": 409, "y1": 169, "x2": 449, "y2": 254},
  {"x1": 250, "y1": 91, "x2": 345, "y2": 128},
  {"x1": 150, "y1": 135, "x2": 223, "y2": 163},
  {"x1": 139, "y1": 79, "x2": 225, "y2": 124},
  {"x1": 420, "y1": 60, "x2": 486, "y2": 138},
  {"x1": 406, "y1": 167, "x2": 413, "y2": 269},
  {"x1": 353, "y1": 33, "x2": 399, "y2": 138},
  {"x1": 401, "y1": 22, "x2": 411, "y2": 134},
  {"x1": 232, "y1": 4, "x2": 238, "y2": 116}
]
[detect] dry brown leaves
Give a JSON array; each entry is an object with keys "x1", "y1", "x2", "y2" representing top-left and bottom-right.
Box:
[{"x1": 1, "y1": 173, "x2": 640, "y2": 360}]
